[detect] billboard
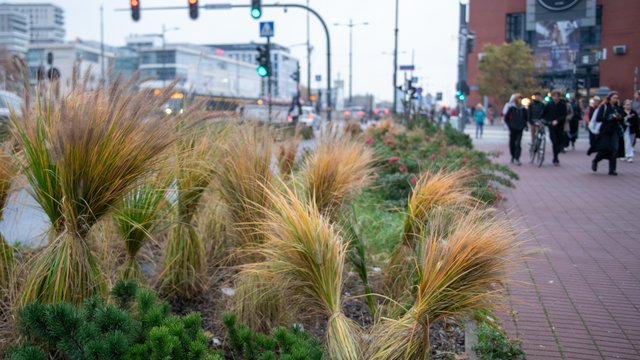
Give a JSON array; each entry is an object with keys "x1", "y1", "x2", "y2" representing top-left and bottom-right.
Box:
[{"x1": 534, "y1": 20, "x2": 580, "y2": 73}]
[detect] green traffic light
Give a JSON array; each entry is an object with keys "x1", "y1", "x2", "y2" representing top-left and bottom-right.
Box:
[
  {"x1": 565, "y1": 93, "x2": 571, "y2": 99},
  {"x1": 251, "y1": 8, "x2": 261, "y2": 19},
  {"x1": 459, "y1": 94, "x2": 465, "y2": 100},
  {"x1": 456, "y1": 90, "x2": 462, "y2": 96},
  {"x1": 545, "y1": 96, "x2": 551, "y2": 102},
  {"x1": 257, "y1": 65, "x2": 268, "y2": 77}
]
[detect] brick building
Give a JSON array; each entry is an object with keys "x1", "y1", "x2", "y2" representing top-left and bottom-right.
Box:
[{"x1": 466, "y1": 0, "x2": 640, "y2": 105}]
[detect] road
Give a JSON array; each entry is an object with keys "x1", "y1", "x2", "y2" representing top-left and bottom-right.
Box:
[{"x1": 471, "y1": 124, "x2": 640, "y2": 359}]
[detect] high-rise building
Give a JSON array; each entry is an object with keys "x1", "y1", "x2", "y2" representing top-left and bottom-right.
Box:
[
  {"x1": 0, "y1": 3, "x2": 65, "y2": 44},
  {"x1": 0, "y1": 9, "x2": 29, "y2": 56},
  {"x1": 209, "y1": 43, "x2": 300, "y2": 101}
]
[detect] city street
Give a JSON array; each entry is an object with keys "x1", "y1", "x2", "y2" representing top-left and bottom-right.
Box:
[{"x1": 472, "y1": 124, "x2": 640, "y2": 359}]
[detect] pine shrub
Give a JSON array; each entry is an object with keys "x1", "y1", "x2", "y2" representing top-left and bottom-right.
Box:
[
  {"x1": 7, "y1": 280, "x2": 222, "y2": 360},
  {"x1": 222, "y1": 313, "x2": 324, "y2": 360}
]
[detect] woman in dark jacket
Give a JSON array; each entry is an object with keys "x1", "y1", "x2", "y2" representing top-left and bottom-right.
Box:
[
  {"x1": 541, "y1": 90, "x2": 567, "y2": 166},
  {"x1": 591, "y1": 92, "x2": 625, "y2": 175},
  {"x1": 505, "y1": 94, "x2": 528, "y2": 165}
]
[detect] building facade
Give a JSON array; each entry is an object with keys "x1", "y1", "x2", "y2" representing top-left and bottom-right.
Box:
[
  {"x1": 467, "y1": 0, "x2": 640, "y2": 104},
  {"x1": 137, "y1": 44, "x2": 261, "y2": 99},
  {"x1": 209, "y1": 43, "x2": 300, "y2": 101},
  {"x1": 26, "y1": 41, "x2": 114, "y2": 92},
  {"x1": 0, "y1": 3, "x2": 65, "y2": 44},
  {"x1": 0, "y1": 9, "x2": 29, "y2": 56}
]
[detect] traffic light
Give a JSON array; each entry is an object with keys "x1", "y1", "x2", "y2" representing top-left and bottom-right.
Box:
[
  {"x1": 130, "y1": 0, "x2": 140, "y2": 21},
  {"x1": 577, "y1": 78, "x2": 586, "y2": 88},
  {"x1": 256, "y1": 45, "x2": 270, "y2": 77},
  {"x1": 565, "y1": 91, "x2": 571, "y2": 99},
  {"x1": 188, "y1": 0, "x2": 198, "y2": 19},
  {"x1": 291, "y1": 67, "x2": 300, "y2": 83},
  {"x1": 251, "y1": 0, "x2": 262, "y2": 19}
]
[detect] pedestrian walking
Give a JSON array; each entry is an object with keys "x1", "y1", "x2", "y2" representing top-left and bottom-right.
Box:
[
  {"x1": 473, "y1": 103, "x2": 486, "y2": 139},
  {"x1": 541, "y1": 90, "x2": 568, "y2": 166},
  {"x1": 505, "y1": 94, "x2": 528, "y2": 165},
  {"x1": 586, "y1": 96, "x2": 601, "y2": 149},
  {"x1": 623, "y1": 99, "x2": 639, "y2": 162},
  {"x1": 633, "y1": 90, "x2": 640, "y2": 114},
  {"x1": 569, "y1": 95, "x2": 582, "y2": 149},
  {"x1": 488, "y1": 104, "x2": 495, "y2": 126},
  {"x1": 528, "y1": 92, "x2": 545, "y2": 145},
  {"x1": 591, "y1": 91, "x2": 625, "y2": 176}
]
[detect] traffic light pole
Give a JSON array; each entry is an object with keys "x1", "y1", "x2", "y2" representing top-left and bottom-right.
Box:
[
  {"x1": 118, "y1": 2, "x2": 333, "y2": 121},
  {"x1": 267, "y1": 37, "x2": 272, "y2": 124}
]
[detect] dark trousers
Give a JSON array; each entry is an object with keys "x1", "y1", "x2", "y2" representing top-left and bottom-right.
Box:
[
  {"x1": 549, "y1": 126, "x2": 564, "y2": 162},
  {"x1": 509, "y1": 128, "x2": 524, "y2": 161},
  {"x1": 569, "y1": 119, "x2": 579, "y2": 145},
  {"x1": 594, "y1": 132, "x2": 620, "y2": 173}
]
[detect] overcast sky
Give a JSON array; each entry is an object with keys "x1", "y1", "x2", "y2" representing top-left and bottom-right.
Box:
[{"x1": 11, "y1": 0, "x2": 461, "y2": 103}]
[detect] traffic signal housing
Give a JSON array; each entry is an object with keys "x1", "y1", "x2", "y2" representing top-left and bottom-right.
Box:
[
  {"x1": 256, "y1": 45, "x2": 270, "y2": 77},
  {"x1": 188, "y1": 0, "x2": 198, "y2": 20},
  {"x1": 130, "y1": 0, "x2": 140, "y2": 21},
  {"x1": 251, "y1": 0, "x2": 262, "y2": 19}
]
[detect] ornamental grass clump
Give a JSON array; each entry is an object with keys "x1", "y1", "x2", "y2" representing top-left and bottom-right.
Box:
[
  {"x1": 13, "y1": 80, "x2": 176, "y2": 305},
  {"x1": 384, "y1": 169, "x2": 475, "y2": 306},
  {"x1": 276, "y1": 134, "x2": 300, "y2": 177},
  {"x1": 0, "y1": 150, "x2": 16, "y2": 290},
  {"x1": 217, "y1": 125, "x2": 273, "y2": 248},
  {"x1": 236, "y1": 185, "x2": 360, "y2": 360},
  {"x1": 161, "y1": 122, "x2": 225, "y2": 297},
  {"x1": 114, "y1": 181, "x2": 167, "y2": 284},
  {"x1": 365, "y1": 210, "x2": 520, "y2": 359},
  {"x1": 299, "y1": 135, "x2": 374, "y2": 222}
]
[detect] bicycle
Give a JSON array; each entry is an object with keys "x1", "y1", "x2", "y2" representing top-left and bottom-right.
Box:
[{"x1": 529, "y1": 121, "x2": 547, "y2": 167}]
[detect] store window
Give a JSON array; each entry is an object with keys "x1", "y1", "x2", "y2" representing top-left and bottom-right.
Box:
[{"x1": 506, "y1": 13, "x2": 526, "y2": 42}]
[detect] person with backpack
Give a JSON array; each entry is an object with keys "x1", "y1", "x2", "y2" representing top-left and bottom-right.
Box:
[{"x1": 590, "y1": 92, "x2": 625, "y2": 175}]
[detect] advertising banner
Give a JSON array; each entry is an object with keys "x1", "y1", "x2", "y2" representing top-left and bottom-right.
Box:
[{"x1": 534, "y1": 20, "x2": 580, "y2": 73}]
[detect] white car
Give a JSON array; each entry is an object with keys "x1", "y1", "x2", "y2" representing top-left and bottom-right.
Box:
[
  {"x1": 0, "y1": 91, "x2": 22, "y2": 120},
  {"x1": 298, "y1": 106, "x2": 321, "y2": 129}
]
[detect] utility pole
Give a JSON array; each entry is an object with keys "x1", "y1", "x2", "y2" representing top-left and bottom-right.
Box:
[
  {"x1": 393, "y1": 0, "x2": 399, "y2": 114},
  {"x1": 457, "y1": 1, "x2": 468, "y2": 132},
  {"x1": 306, "y1": 0, "x2": 311, "y2": 105},
  {"x1": 267, "y1": 37, "x2": 272, "y2": 123},
  {"x1": 100, "y1": 4, "x2": 105, "y2": 84},
  {"x1": 334, "y1": 19, "x2": 368, "y2": 107}
]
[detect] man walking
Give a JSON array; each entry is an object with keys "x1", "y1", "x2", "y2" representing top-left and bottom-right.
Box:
[
  {"x1": 542, "y1": 90, "x2": 568, "y2": 166},
  {"x1": 569, "y1": 94, "x2": 583, "y2": 150}
]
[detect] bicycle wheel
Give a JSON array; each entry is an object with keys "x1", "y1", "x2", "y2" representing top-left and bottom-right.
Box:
[
  {"x1": 537, "y1": 135, "x2": 546, "y2": 167},
  {"x1": 530, "y1": 140, "x2": 538, "y2": 164}
]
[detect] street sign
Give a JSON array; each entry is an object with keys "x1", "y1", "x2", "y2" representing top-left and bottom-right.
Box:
[
  {"x1": 259, "y1": 21, "x2": 274, "y2": 38},
  {"x1": 412, "y1": 76, "x2": 418, "y2": 83},
  {"x1": 436, "y1": 92, "x2": 443, "y2": 101},
  {"x1": 315, "y1": 75, "x2": 321, "y2": 82},
  {"x1": 470, "y1": 85, "x2": 479, "y2": 91},
  {"x1": 399, "y1": 65, "x2": 415, "y2": 71}
]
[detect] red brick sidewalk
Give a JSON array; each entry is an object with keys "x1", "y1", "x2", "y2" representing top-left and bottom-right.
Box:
[{"x1": 479, "y1": 139, "x2": 640, "y2": 360}]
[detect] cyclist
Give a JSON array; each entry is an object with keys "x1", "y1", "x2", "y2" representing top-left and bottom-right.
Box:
[{"x1": 528, "y1": 92, "x2": 546, "y2": 144}]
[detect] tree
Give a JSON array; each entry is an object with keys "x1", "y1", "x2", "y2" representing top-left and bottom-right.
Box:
[{"x1": 477, "y1": 40, "x2": 540, "y2": 107}]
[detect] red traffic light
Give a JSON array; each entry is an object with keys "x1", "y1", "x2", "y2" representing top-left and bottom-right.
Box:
[
  {"x1": 130, "y1": 0, "x2": 140, "y2": 21},
  {"x1": 188, "y1": 0, "x2": 198, "y2": 19}
]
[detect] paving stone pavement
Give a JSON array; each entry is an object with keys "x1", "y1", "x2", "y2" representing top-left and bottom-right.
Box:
[{"x1": 474, "y1": 128, "x2": 640, "y2": 360}]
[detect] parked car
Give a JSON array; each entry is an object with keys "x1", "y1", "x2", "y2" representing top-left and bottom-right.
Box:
[
  {"x1": 0, "y1": 90, "x2": 22, "y2": 121},
  {"x1": 344, "y1": 106, "x2": 366, "y2": 123},
  {"x1": 0, "y1": 91, "x2": 22, "y2": 141},
  {"x1": 299, "y1": 106, "x2": 321, "y2": 129}
]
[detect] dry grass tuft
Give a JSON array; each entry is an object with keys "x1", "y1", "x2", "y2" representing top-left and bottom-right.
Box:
[
  {"x1": 13, "y1": 78, "x2": 176, "y2": 305},
  {"x1": 217, "y1": 125, "x2": 273, "y2": 248},
  {"x1": 298, "y1": 135, "x2": 374, "y2": 222},
  {"x1": 160, "y1": 121, "x2": 226, "y2": 298},
  {"x1": 0, "y1": 150, "x2": 16, "y2": 290},
  {"x1": 384, "y1": 169, "x2": 476, "y2": 305},
  {"x1": 236, "y1": 184, "x2": 360, "y2": 360},
  {"x1": 344, "y1": 119, "x2": 362, "y2": 137},
  {"x1": 366, "y1": 210, "x2": 520, "y2": 359},
  {"x1": 276, "y1": 133, "x2": 300, "y2": 177}
]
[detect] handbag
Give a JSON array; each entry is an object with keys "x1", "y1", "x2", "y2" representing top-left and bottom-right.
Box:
[{"x1": 588, "y1": 107, "x2": 602, "y2": 135}]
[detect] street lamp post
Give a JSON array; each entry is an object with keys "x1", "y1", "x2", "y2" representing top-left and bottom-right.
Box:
[
  {"x1": 334, "y1": 19, "x2": 368, "y2": 107},
  {"x1": 393, "y1": 0, "x2": 399, "y2": 114}
]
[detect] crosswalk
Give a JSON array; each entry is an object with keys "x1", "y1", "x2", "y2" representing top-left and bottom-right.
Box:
[{"x1": 463, "y1": 124, "x2": 591, "y2": 146}]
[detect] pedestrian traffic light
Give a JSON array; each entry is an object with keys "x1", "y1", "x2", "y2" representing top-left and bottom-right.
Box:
[
  {"x1": 130, "y1": 0, "x2": 140, "y2": 21},
  {"x1": 188, "y1": 0, "x2": 198, "y2": 20},
  {"x1": 291, "y1": 68, "x2": 300, "y2": 83},
  {"x1": 251, "y1": 0, "x2": 262, "y2": 19},
  {"x1": 565, "y1": 91, "x2": 571, "y2": 99},
  {"x1": 256, "y1": 45, "x2": 270, "y2": 77}
]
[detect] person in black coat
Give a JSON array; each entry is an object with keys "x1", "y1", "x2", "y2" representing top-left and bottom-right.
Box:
[
  {"x1": 505, "y1": 94, "x2": 529, "y2": 165},
  {"x1": 528, "y1": 92, "x2": 545, "y2": 144},
  {"x1": 541, "y1": 90, "x2": 567, "y2": 166},
  {"x1": 591, "y1": 92, "x2": 625, "y2": 175},
  {"x1": 568, "y1": 97, "x2": 583, "y2": 149}
]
